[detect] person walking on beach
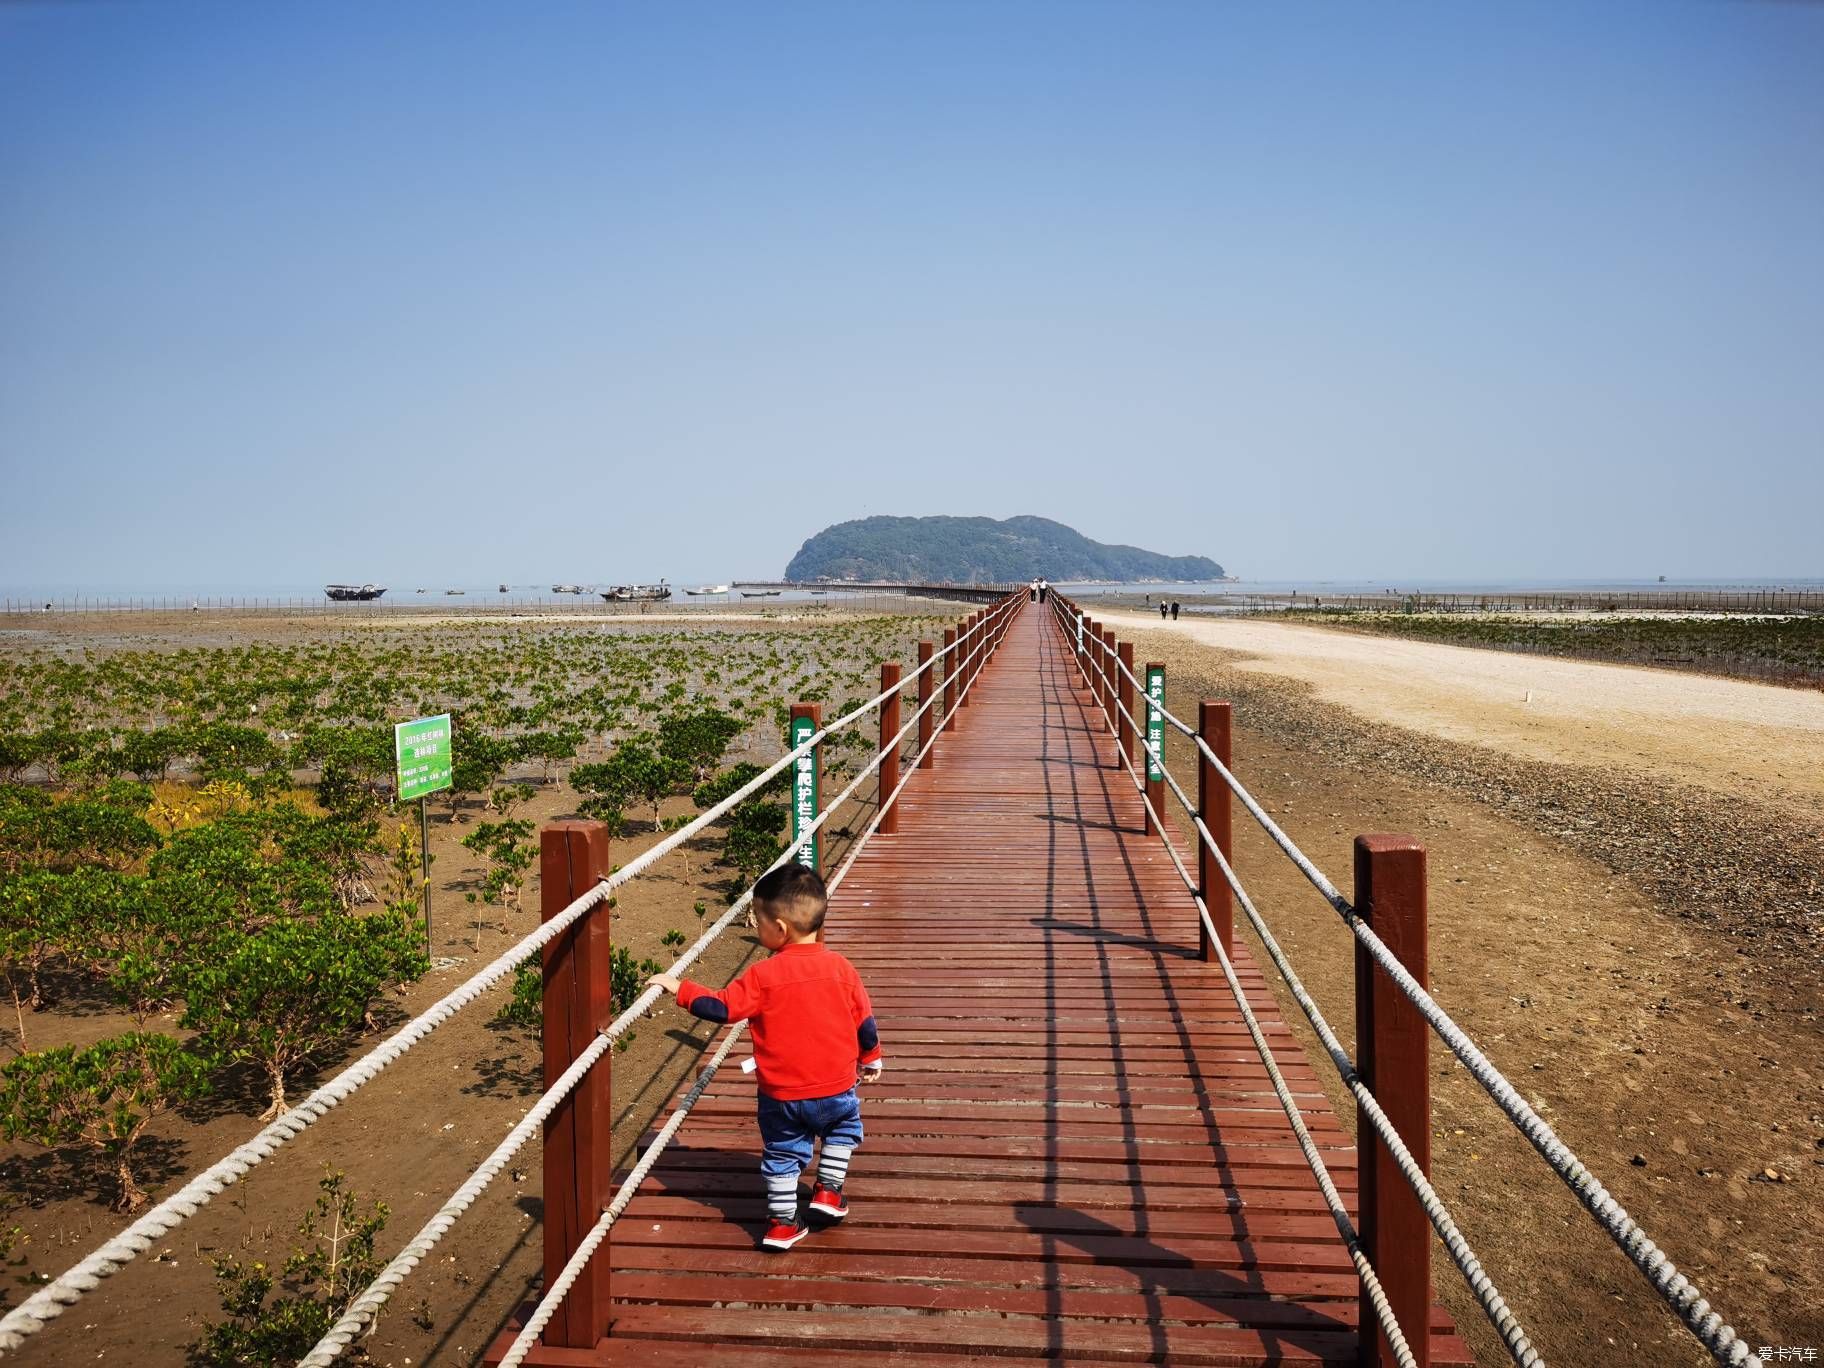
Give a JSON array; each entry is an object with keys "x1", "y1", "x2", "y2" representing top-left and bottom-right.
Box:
[
  {"x1": 1159, "y1": 602, "x2": 1168, "y2": 620},
  {"x1": 1170, "y1": 601, "x2": 1181, "y2": 620},
  {"x1": 653, "y1": 865, "x2": 882, "y2": 1251}
]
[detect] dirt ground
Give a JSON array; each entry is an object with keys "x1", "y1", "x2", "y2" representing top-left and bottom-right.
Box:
[
  {"x1": 4, "y1": 606, "x2": 1819, "y2": 1365},
  {"x1": 1125, "y1": 612, "x2": 1824, "y2": 811},
  {"x1": 1116, "y1": 616, "x2": 1823, "y2": 1366},
  {"x1": 0, "y1": 609, "x2": 906, "y2": 1367}
]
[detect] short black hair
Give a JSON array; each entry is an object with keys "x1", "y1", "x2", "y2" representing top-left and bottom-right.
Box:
[{"x1": 752, "y1": 864, "x2": 828, "y2": 934}]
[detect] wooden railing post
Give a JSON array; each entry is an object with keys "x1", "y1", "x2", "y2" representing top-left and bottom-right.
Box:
[
  {"x1": 540, "y1": 821, "x2": 614, "y2": 1349},
  {"x1": 789, "y1": 703, "x2": 822, "y2": 871},
  {"x1": 1087, "y1": 623, "x2": 1101, "y2": 722},
  {"x1": 943, "y1": 628, "x2": 958, "y2": 717},
  {"x1": 916, "y1": 640, "x2": 935, "y2": 769},
  {"x1": 961, "y1": 613, "x2": 979, "y2": 707},
  {"x1": 1353, "y1": 836, "x2": 1431, "y2": 1368},
  {"x1": 1197, "y1": 701, "x2": 1233, "y2": 961},
  {"x1": 879, "y1": 662, "x2": 902, "y2": 834},
  {"x1": 1115, "y1": 640, "x2": 1135, "y2": 773}
]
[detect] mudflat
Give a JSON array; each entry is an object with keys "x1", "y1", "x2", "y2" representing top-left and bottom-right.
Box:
[{"x1": 1111, "y1": 611, "x2": 1824, "y2": 812}]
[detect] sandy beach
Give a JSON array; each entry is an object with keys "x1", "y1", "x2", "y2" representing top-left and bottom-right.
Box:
[{"x1": 1108, "y1": 610, "x2": 1824, "y2": 812}]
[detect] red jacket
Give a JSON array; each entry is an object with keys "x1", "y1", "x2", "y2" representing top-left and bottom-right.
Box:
[{"x1": 676, "y1": 942, "x2": 882, "y2": 1101}]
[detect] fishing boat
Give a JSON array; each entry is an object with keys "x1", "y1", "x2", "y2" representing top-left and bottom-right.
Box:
[
  {"x1": 325, "y1": 584, "x2": 386, "y2": 602},
  {"x1": 602, "y1": 580, "x2": 671, "y2": 603},
  {"x1": 444, "y1": 588, "x2": 465, "y2": 595},
  {"x1": 684, "y1": 584, "x2": 731, "y2": 596},
  {"x1": 741, "y1": 589, "x2": 782, "y2": 599},
  {"x1": 498, "y1": 583, "x2": 509, "y2": 593},
  {"x1": 551, "y1": 584, "x2": 588, "y2": 595}
]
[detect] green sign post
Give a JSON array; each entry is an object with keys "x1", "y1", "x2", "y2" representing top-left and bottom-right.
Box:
[
  {"x1": 395, "y1": 714, "x2": 453, "y2": 801},
  {"x1": 790, "y1": 712, "x2": 819, "y2": 870},
  {"x1": 394, "y1": 714, "x2": 452, "y2": 956},
  {"x1": 1146, "y1": 666, "x2": 1166, "y2": 782}
]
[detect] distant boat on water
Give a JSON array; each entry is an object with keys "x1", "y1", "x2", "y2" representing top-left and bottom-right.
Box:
[
  {"x1": 684, "y1": 584, "x2": 730, "y2": 596},
  {"x1": 551, "y1": 584, "x2": 588, "y2": 595},
  {"x1": 445, "y1": 588, "x2": 465, "y2": 595},
  {"x1": 741, "y1": 589, "x2": 782, "y2": 599},
  {"x1": 325, "y1": 584, "x2": 386, "y2": 602},
  {"x1": 602, "y1": 580, "x2": 671, "y2": 603}
]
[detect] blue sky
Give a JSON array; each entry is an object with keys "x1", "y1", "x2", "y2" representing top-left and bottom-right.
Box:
[{"x1": 2, "y1": 1, "x2": 1819, "y2": 589}]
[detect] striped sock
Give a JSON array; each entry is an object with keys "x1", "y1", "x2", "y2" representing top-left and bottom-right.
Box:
[
  {"x1": 818, "y1": 1145, "x2": 853, "y2": 1190},
  {"x1": 764, "y1": 1171, "x2": 801, "y2": 1224}
]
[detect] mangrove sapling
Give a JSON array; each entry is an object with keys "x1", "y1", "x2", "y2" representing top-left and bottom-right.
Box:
[
  {"x1": 71, "y1": 869, "x2": 223, "y2": 1026},
  {"x1": 657, "y1": 706, "x2": 742, "y2": 785},
  {"x1": 447, "y1": 729, "x2": 513, "y2": 822},
  {"x1": 722, "y1": 799, "x2": 787, "y2": 891},
  {"x1": 187, "y1": 1169, "x2": 388, "y2": 1367},
  {"x1": 0, "y1": 786, "x2": 161, "y2": 875},
  {"x1": 180, "y1": 909, "x2": 428, "y2": 1120},
  {"x1": 0, "y1": 1032, "x2": 211, "y2": 1211},
  {"x1": 0, "y1": 870, "x2": 81, "y2": 1023},
  {"x1": 461, "y1": 818, "x2": 536, "y2": 948}
]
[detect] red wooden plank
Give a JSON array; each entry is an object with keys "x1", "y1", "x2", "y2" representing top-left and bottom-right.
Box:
[{"x1": 503, "y1": 600, "x2": 1467, "y2": 1367}]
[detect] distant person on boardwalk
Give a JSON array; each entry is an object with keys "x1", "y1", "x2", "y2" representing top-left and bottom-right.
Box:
[
  {"x1": 1038, "y1": 578, "x2": 1050, "y2": 603},
  {"x1": 653, "y1": 865, "x2": 882, "y2": 1251},
  {"x1": 1029, "y1": 578, "x2": 1039, "y2": 602},
  {"x1": 1170, "y1": 601, "x2": 1181, "y2": 620}
]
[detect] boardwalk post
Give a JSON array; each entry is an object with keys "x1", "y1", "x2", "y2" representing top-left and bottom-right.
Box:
[
  {"x1": 789, "y1": 703, "x2": 822, "y2": 871},
  {"x1": 1197, "y1": 701, "x2": 1234, "y2": 960},
  {"x1": 539, "y1": 821, "x2": 614, "y2": 1350},
  {"x1": 960, "y1": 614, "x2": 976, "y2": 707},
  {"x1": 916, "y1": 640, "x2": 935, "y2": 769},
  {"x1": 879, "y1": 662, "x2": 902, "y2": 834},
  {"x1": 943, "y1": 627, "x2": 958, "y2": 717},
  {"x1": 1353, "y1": 836, "x2": 1431, "y2": 1368},
  {"x1": 1098, "y1": 627, "x2": 1115, "y2": 729},
  {"x1": 1116, "y1": 641, "x2": 1136, "y2": 773},
  {"x1": 1144, "y1": 662, "x2": 1165, "y2": 836}
]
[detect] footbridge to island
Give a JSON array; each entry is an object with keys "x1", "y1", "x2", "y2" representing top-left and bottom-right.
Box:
[{"x1": 0, "y1": 597, "x2": 1764, "y2": 1366}]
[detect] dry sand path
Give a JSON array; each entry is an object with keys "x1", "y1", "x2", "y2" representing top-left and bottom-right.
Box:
[{"x1": 1109, "y1": 611, "x2": 1824, "y2": 812}]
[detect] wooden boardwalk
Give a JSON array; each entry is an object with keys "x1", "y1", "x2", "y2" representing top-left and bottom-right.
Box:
[{"x1": 599, "y1": 604, "x2": 1472, "y2": 1365}]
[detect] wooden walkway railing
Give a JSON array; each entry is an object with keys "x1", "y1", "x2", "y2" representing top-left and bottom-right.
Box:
[{"x1": 496, "y1": 601, "x2": 1470, "y2": 1366}]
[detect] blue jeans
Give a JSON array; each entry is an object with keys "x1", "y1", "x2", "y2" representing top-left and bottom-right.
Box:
[{"x1": 757, "y1": 1089, "x2": 863, "y2": 1220}]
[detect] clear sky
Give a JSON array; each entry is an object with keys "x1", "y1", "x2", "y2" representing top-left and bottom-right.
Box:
[{"x1": 2, "y1": 1, "x2": 1819, "y2": 589}]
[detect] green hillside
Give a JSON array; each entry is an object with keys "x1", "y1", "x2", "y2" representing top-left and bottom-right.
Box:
[{"x1": 784, "y1": 515, "x2": 1223, "y2": 584}]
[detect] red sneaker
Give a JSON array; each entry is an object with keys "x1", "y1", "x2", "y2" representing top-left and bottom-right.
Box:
[
  {"x1": 762, "y1": 1220, "x2": 808, "y2": 1250},
  {"x1": 808, "y1": 1181, "x2": 848, "y2": 1221}
]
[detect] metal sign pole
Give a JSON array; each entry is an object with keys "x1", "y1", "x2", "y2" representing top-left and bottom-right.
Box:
[
  {"x1": 395, "y1": 712, "x2": 454, "y2": 959},
  {"x1": 421, "y1": 797, "x2": 432, "y2": 957}
]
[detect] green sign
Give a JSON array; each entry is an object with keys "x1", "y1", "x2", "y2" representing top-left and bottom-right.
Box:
[
  {"x1": 1146, "y1": 666, "x2": 1165, "y2": 782},
  {"x1": 790, "y1": 714, "x2": 818, "y2": 870},
  {"x1": 395, "y1": 714, "x2": 453, "y2": 802}
]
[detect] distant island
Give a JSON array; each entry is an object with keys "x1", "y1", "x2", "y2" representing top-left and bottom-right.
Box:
[{"x1": 784, "y1": 515, "x2": 1224, "y2": 584}]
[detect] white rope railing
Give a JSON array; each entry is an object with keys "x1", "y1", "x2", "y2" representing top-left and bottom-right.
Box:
[
  {"x1": 1058, "y1": 602, "x2": 1534, "y2": 1362},
  {"x1": 1047, "y1": 617, "x2": 1419, "y2": 1366},
  {"x1": 0, "y1": 596, "x2": 1016, "y2": 1359},
  {"x1": 490, "y1": 604, "x2": 1011, "y2": 1367},
  {"x1": 1055, "y1": 595, "x2": 1762, "y2": 1368},
  {"x1": 302, "y1": 593, "x2": 1023, "y2": 1364}
]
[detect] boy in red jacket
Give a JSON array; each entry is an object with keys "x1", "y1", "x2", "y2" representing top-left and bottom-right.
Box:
[{"x1": 653, "y1": 864, "x2": 882, "y2": 1251}]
